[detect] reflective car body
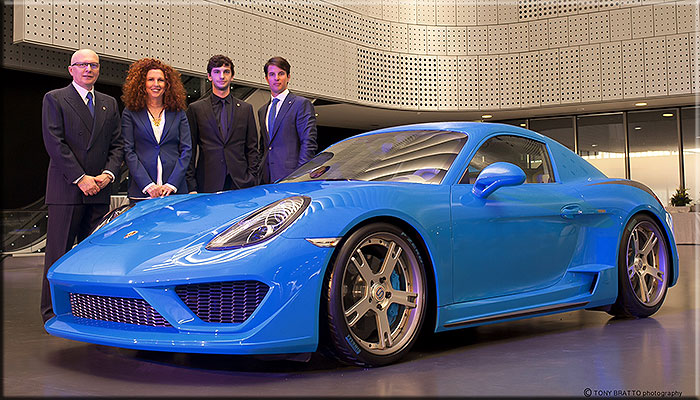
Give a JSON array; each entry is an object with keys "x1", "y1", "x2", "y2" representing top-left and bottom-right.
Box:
[{"x1": 46, "y1": 122, "x2": 679, "y2": 361}]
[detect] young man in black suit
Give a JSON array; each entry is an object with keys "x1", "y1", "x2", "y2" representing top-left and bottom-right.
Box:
[
  {"x1": 186, "y1": 55, "x2": 260, "y2": 192},
  {"x1": 41, "y1": 48, "x2": 124, "y2": 323}
]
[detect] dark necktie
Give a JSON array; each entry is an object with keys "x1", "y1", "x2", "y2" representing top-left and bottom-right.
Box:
[
  {"x1": 86, "y1": 92, "x2": 94, "y2": 117},
  {"x1": 219, "y1": 97, "x2": 228, "y2": 141},
  {"x1": 267, "y1": 97, "x2": 280, "y2": 140}
]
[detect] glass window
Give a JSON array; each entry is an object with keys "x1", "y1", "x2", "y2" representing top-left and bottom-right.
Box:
[
  {"x1": 576, "y1": 113, "x2": 626, "y2": 179},
  {"x1": 460, "y1": 135, "x2": 554, "y2": 184},
  {"x1": 628, "y1": 109, "x2": 680, "y2": 206},
  {"x1": 529, "y1": 117, "x2": 575, "y2": 151},
  {"x1": 681, "y1": 107, "x2": 699, "y2": 204},
  {"x1": 283, "y1": 130, "x2": 468, "y2": 185}
]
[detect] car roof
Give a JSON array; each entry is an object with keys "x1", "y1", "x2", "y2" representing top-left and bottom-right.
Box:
[{"x1": 358, "y1": 121, "x2": 550, "y2": 145}]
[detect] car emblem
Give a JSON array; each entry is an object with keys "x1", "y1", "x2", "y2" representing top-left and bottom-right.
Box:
[
  {"x1": 373, "y1": 286, "x2": 385, "y2": 301},
  {"x1": 123, "y1": 230, "x2": 138, "y2": 239}
]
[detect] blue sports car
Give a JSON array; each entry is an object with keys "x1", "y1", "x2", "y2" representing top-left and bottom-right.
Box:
[{"x1": 46, "y1": 122, "x2": 679, "y2": 367}]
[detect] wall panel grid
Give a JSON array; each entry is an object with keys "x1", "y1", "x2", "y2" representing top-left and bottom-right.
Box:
[
  {"x1": 600, "y1": 41, "x2": 624, "y2": 100},
  {"x1": 609, "y1": 8, "x2": 631, "y2": 41},
  {"x1": 53, "y1": 0, "x2": 79, "y2": 48},
  {"x1": 419, "y1": 56, "x2": 439, "y2": 109},
  {"x1": 622, "y1": 39, "x2": 646, "y2": 98},
  {"x1": 499, "y1": 54, "x2": 521, "y2": 109},
  {"x1": 588, "y1": 11, "x2": 609, "y2": 43},
  {"x1": 457, "y1": 56, "x2": 479, "y2": 109},
  {"x1": 128, "y1": 0, "x2": 149, "y2": 60},
  {"x1": 509, "y1": 23, "x2": 529, "y2": 52},
  {"x1": 488, "y1": 25, "x2": 509, "y2": 54},
  {"x1": 666, "y1": 33, "x2": 691, "y2": 95},
  {"x1": 560, "y1": 46, "x2": 580, "y2": 103},
  {"x1": 427, "y1": 26, "x2": 447, "y2": 55},
  {"x1": 446, "y1": 27, "x2": 467, "y2": 55},
  {"x1": 478, "y1": 55, "x2": 500, "y2": 109},
  {"x1": 644, "y1": 37, "x2": 668, "y2": 97},
  {"x1": 80, "y1": 0, "x2": 104, "y2": 52},
  {"x1": 548, "y1": 17, "x2": 569, "y2": 48},
  {"x1": 437, "y1": 56, "x2": 459, "y2": 110},
  {"x1": 580, "y1": 43, "x2": 601, "y2": 102},
  {"x1": 539, "y1": 49, "x2": 561, "y2": 105},
  {"x1": 520, "y1": 51, "x2": 541, "y2": 107}
]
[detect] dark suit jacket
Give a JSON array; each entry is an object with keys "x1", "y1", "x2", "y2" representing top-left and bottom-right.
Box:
[
  {"x1": 186, "y1": 94, "x2": 260, "y2": 192},
  {"x1": 42, "y1": 84, "x2": 123, "y2": 205},
  {"x1": 122, "y1": 108, "x2": 192, "y2": 198},
  {"x1": 257, "y1": 92, "x2": 317, "y2": 183}
]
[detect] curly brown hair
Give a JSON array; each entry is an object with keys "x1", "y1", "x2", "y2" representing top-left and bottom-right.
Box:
[{"x1": 121, "y1": 58, "x2": 187, "y2": 111}]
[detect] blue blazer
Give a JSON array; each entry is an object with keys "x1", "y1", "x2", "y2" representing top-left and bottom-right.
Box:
[
  {"x1": 257, "y1": 92, "x2": 317, "y2": 183},
  {"x1": 122, "y1": 108, "x2": 192, "y2": 198}
]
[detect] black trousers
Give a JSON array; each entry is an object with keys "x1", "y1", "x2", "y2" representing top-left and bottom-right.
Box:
[{"x1": 41, "y1": 203, "x2": 109, "y2": 322}]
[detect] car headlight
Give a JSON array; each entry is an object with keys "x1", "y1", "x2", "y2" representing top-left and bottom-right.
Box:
[
  {"x1": 91, "y1": 203, "x2": 135, "y2": 235},
  {"x1": 206, "y1": 196, "x2": 311, "y2": 250}
]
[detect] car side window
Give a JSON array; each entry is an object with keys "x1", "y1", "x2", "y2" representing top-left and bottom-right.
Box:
[{"x1": 460, "y1": 135, "x2": 555, "y2": 184}]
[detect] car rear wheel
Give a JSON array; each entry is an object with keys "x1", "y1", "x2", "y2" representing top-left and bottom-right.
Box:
[
  {"x1": 324, "y1": 223, "x2": 427, "y2": 367},
  {"x1": 609, "y1": 214, "x2": 670, "y2": 318}
]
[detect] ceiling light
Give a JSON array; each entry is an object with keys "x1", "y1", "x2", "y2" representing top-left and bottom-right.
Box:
[
  {"x1": 634, "y1": 126, "x2": 642, "y2": 130},
  {"x1": 635, "y1": 102, "x2": 647, "y2": 107},
  {"x1": 519, "y1": 123, "x2": 526, "y2": 127},
  {"x1": 591, "y1": 144, "x2": 598, "y2": 147},
  {"x1": 662, "y1": 113, "x2": 674, "y2": 117},
  {"x1": 481, "y1": 114, "x2": 493, "y2": 119}
]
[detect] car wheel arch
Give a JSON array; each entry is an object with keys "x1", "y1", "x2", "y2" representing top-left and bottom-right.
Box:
[
  {"x1": 317, "y1": 215, "x2": 439, "y2": 356},
  {"x1": 618, "y1": 210, "x2": 676, "y2": 287}
]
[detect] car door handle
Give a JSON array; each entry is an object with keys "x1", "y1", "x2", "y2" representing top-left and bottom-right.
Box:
[{"x1": 560, "y1": 204, "x2": 582, "y2": 219}]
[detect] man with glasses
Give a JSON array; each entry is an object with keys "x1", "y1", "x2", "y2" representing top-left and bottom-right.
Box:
[{"x1": 40, "y1": 48, "x2": 123, "y2": 324}]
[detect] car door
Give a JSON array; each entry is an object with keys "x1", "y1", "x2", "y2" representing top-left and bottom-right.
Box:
[{"x1": 451, "y1": 134, "x2": 583, "y2": 303}]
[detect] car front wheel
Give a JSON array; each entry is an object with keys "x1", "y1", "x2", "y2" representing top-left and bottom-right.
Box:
[
  {"x1": 609, "y1": 214, "x2": 670, "y2": 318},
  {"x1": 324, "y1": 223, "x2": 427, "y2": 367}
]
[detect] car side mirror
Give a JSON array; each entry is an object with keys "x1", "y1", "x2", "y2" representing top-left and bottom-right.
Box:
[{"x1": 472, "y1": 162, "x2": 526, "y2": 198}]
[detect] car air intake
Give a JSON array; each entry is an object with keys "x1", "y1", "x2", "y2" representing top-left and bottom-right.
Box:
[
  {"x1": 70, "y1": 293, "x2": 172, "y2": 327},
  {"x1": 175, "y1": 281, "x2": 269, "y2": 323}
]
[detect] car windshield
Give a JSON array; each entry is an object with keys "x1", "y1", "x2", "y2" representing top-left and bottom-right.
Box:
[{"x1": 282, "y1": 130, "x2": 468, "y2": 185}]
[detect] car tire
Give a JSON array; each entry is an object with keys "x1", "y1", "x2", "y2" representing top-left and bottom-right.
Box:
[
  {"x1": 609, "y1": 214, "x2": 670, "y2": 318},
  {"x1": 324, "y1": 223, "x2": 427, "y2": 367}
]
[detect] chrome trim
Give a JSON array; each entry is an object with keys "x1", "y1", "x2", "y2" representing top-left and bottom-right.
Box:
[
  {"x1": 443, "y1": 301, "x2": 589, "y2": 328},
  {"x1": 306, "y1": 237, "x2": 342, "y2": 247}
]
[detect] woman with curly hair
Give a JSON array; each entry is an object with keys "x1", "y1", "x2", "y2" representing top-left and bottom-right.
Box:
[{"x1": 121, "y1": 58, "x2": 192, "y2": 200}]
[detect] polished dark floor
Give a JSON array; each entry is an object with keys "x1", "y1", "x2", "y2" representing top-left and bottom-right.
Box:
[{"x1": 3, "y1": 246, "x2": 698, "y2": 397}]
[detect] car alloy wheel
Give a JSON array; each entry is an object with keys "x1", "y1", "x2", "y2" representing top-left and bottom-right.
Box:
[
  {"x1": 325, "y1": 223, "x2": 426, "y2": 367},
  {"x1": 610, "y1": 214, "x2": 670, "y2": 317}
]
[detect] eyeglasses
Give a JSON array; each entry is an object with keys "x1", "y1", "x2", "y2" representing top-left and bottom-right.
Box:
[{"x1": 70, "y1": 62, "x2": 100, "y2": 69}]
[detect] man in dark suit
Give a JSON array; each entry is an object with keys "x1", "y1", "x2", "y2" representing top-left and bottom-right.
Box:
[
  {"x1": 186, "y1": 55, "x2": 259, "y2": 193},
  {"x1": 41, "y1": 49, "x2": 124, "y2": 323},
  {"x1": 258, "y1": 56, "x2": 317, "y2": 184}
]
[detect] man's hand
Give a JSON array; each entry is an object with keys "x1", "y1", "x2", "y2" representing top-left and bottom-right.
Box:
[
  {"x1": 188, "y1": 191, "x2": 198, "y2": 194},
  {"x1": 94, "y1": 173, "x2": 113, "y2": 190},
  {"x1": 146, "y1": 185, "x2": 163, "y2": 198},
  {"x1": 77, "y1": 175, "x2": 100, "y2": 196},
  {"x1": 161, "y1": 186, "x2": 175, "y2": 197}
]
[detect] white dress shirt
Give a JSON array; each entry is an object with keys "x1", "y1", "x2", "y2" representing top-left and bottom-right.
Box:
[{"x1": 265, "y1": 89, "x2": 290, "y2": 133}]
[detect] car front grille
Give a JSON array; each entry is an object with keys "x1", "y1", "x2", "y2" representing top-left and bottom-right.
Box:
[
  {"x1": 175, "y1": 281, "x2": 269, "y2": 323},
  {"x1": 69, "y1": 293, "x2": 172, "y2": 327}
]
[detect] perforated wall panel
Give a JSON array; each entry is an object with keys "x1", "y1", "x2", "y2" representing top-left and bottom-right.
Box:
[
  {"x1": 560, "y1": 46, "x2": 580, "y2": 103},
  {"x1": 479, "y1": 55, "x2": 500, "y2": 109},
  {"x1": 427, "y1": 26, "x2": 446, "y2": 55},
  {"x1": 399, "y1": 0, "x2": 417, "y2": 24},
  {"x1": 128, "y1": 0, "x2": 149, "y2": 60},
  {"x1": 402, "y1": 55, "x2": 419, "y2": 109},
  {"x1": 477, "y1": 0, "x2": 498, "y2": 26},
  {"x1": 589, "y1": 11, "x2": 609, "y2": 44},
  {"x1": 568, "y1": 14, "x2": 589, "y2": 45},
  {"x1": 170, "y1": 0, "x2": 190, "y2": 71},
  {"x1": 468, "y1": 26, "x2": 488, "y2": 55},
  {"x1": 653, "y1": 2, "x2": 676, "y2": 36},
  {"x1": 489, "y1": 25, "x2": 509, "y2": 54},
  {"x1": 242, "y1": 12, "x2": 263, "y2": 84},
  {"x1": 419, "y1": 56, "x2": 438, "y2": 109},
  {"x1": 623, "y1": 39, "x2": 645, "y2": 98},
  {"x1": 499, "y1": 54, "x2": 520, "y2": 109},
  {"x1": 417, "y1": 0, "x2": 436, "y2": 25},
  {"x1": 644, "y1": 37, "x2": 668, "y2": 97},
  {"x1": 80, "y1": 0, "x2": 103, "y2": 52},
  {"x1": 190, "y1": 2, "x2": 210, "y2": 72},
  {"x1": 529, "y1": 20, "x2": 548, "y2": 51},
  {"x1": 456, "y1": 2, "x2": 477, "y2": 25},
  {"x1": 548, "y1": 17, "x2": 569, "y2": 49},
  {"x1": 438, "y1": 56, "x2": 459, "y2": 110},
  {"x1": 666, "y1": 33, "x2": 691, "y2": 95},
  {"x1": 149, "y1": 1, "x2": 171, "y2": 64},
  {"x1": 458, "y1": 56, "x2": 479, "y2": 109},
  {"x1": 409, "y1": 25, "x2": 427, "y2": 54},
  {"x1": 609, "y1": 7, "x2": 631, "y2": 41},
  {"x1": 498, "y1": 0, "x2": 519, "y2": 24},
  {"x1": 540, "y1": 49, "x2": 560, "y2": 105},
  {"x1": 383, "y1": 0, "x2": 400, "y2": 22},
  {"x1": 580, "y1": 44, "x2": 601, "y2": 102},
  {"x1": 632, "y1": 5, "x2": 654, "y2": 39},
  {"x1": 53, "y1": 0, "x2": 79, "y2": 49},
  {"x1": 446, "y1": 27, "x2": 466, "y2": 55},
  {"x1": 677, "y1": 1, "x2": 700, "y2": 34},
  {"x1": 691, "y1": 33, "x2": 699, "y2": 93},
  {"x1": 509, "y1": 22, "x2": 529, "y2": 52},
  {"x1": 601, "y1": 41, "x2": 623, "y2": 100},
  {"x1": 104, "y1": 0, "x2": 127, "y2": 58},
  {"x1": 435, "y1": 0, "x2": 454, "y2": 25},
  {"x1": 520, "y1": 51, "x2": 541, "y2": 107},
  {"x1": 18, "y1": 0, "x2": 52, "y2": 44}
]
